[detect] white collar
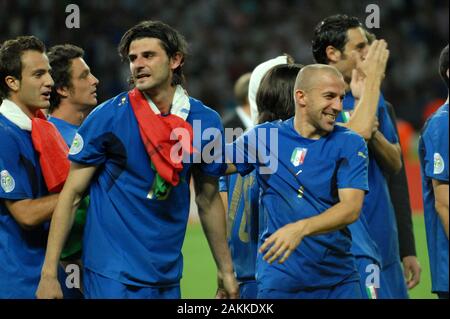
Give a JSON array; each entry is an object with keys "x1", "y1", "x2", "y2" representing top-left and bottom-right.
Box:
[
  {"x1": 0, "y1": 99, "x2": 33, "y2": 131},
  {"x1": 143, "y1": 85, "x2": 191, "y2": 121},
  {"x1": 236, "y1": 106, "x2": 253, "y2": 130}
]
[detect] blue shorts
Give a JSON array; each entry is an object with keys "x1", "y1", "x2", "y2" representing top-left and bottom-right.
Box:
[
  {"x1": 239, "y1": 280, "x2": 258, "y2": 299},
  {"x1": 83, "y1": 268, "x2": 181, "y2": 299},
  {"x1": 355, "y1": 256, "x2": 380, "y2": 299},
  {"x1": 378, "y1": 261, "x2": 409, "y2": 299},
  {"x1": 257, "y1": 280, "x2": 362, "y2": 299}
]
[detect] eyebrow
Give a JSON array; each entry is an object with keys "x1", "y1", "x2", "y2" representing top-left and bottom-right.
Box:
[
  {"x1": 128, "y1": 50, "x2": 156, "y2": 58},
  {"x1": 31, "y1": 68, "x2": 50, "y2": 75}
]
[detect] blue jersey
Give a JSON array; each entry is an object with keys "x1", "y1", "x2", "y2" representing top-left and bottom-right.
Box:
[
  {"x1": 418, "y1": 103, "x2": 449, "y2": 293},
  {"x1": 48, "y1": 116, "x2": 78, "y2": 147},
  {"x1": 338, "y1": 92, "x2": 400, "y2": 268},
  {"x1": 219, "y1": 172, "x2": 260, "y2": 282},
  {"x1": 0, "y1": 115, "x2": 49, "y2": 298},
  {"x1": 228, "y1": 118, "x2": 369, "y2": 291},
  {"x1": 68, "y1": 92, "x2": 226, "y2": 287}
]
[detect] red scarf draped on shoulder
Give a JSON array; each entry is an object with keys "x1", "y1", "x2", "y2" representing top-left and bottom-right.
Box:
[
  {"x1": 31, "y1": 110, "x2": 70, "y2": 193},
  {"x1": 128, "y1": 88, "x2": 194, "y2": 186}
]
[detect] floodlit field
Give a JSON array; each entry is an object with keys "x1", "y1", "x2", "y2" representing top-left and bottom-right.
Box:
[{"x1": 181, "y1": 214, "x2": 436, "y2": 299}]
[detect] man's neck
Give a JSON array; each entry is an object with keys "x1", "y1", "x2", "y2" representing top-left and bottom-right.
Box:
[
  {"x1": 9, "y1": 95, "x2": 35, "y2": 119},
  {"x1": 293, "y1": 113, "x2": 323, "y2": 140},
  {"x1": 144, "y1": 85, "x2": 176, "y2": 115},
  {"x1": 50, "y1": 101, "x2": 86, "y2": 126}
]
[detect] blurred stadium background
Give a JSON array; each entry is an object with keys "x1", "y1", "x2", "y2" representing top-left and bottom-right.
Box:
[{"x1": 1, "y1": 0, "x2": 448, "y2": 299}]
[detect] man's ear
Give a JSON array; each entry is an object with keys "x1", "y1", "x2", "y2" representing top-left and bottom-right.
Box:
[
  {"x1": 295, "y1": 89, "x2": 307, "y2": 107},
  {"x1": 5, "y1": 76, "x2": 20, "y2": 92},
  {"x1": 56, "y1": 86, "x2": 70, "y2": 98},
  {"x1": 170, "y1": 52, "x2": 184, "y2": 71},
  {"x1": 325, "y1": 45, "x2": 342, "y2": 64}
]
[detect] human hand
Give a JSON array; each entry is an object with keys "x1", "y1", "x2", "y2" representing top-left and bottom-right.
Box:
[
  {"x1": 35, "y1": 274, "x2": 64, "y2": 299},
  {"x1": 402, "y1": 256, "x2": 421, "y2": 289},
  {"x1": 216, "y1": 270, "x2": 239, "y2": 299},
  {"x1": 356, "y1": 39, "x2": 389, "y2": 83},
  {"x1": 259, "y1": 221, "x2": 306, "y2": 264}
]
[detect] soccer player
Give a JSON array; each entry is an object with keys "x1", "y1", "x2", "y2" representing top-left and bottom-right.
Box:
[
  {"x1": 36, "y1": 21, "x2": 238, "y2": 299},
  {"x1": 418, "y1": 44, "x2": 449, "y2": 299},
  {"x1": 46, "y1": 44, "x2": 99, "y2": 293},
  {"x1": 226, "y1": 64, "x2": 369, "y2": 299},
  {"x1": 219, "y1": 64, "x2": 301, "y2": 299},
  {"x1": 312, "y1": 14, "x2": 410, "y2": 298},
  {"x1": 0, "y1": 36, "x2": 72, "y2": 298},
  {"x1": 365, "y1": 30, "x2": 421, "y2": 292}
]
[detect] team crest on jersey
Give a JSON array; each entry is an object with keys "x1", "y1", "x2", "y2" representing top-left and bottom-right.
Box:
[
  {"x1": 433, "y1": 152, "x2": 445, "y2": 174},
  {"x1": 1, "y1": 170, "x2": 15, "y2": 193},
  {"x1": 291, "y1": 147, "x2": 308, "y2": 167},
  {"x1": 69, "y1": 133, "x2": 84, "y2": 155}
]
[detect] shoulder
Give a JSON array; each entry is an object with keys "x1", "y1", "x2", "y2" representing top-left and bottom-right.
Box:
[
  {"x1": 188, "y1": 97, "x2": 223, "y2": 126},
  {"x1": 83, "y1": 92, "x2": 129, "y2": 125},
  {"x1": 0, "y1": 116, "x2": 22, "y2": 149},
  {"x1": 331, "y1": 125, "x2": 366, "y2": 149},
  {"x1": 423, "y1": 104, "x2": 449, "y2": 136}
]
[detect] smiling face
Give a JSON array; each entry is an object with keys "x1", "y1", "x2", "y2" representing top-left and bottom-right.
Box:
[
  {"x1": 128, "y1": 37, "x2": 181, "y2": 94},
  {"x1": 296, "y1": 71, "x2": 346, "y2": 137},
  {"x1": 67, "y1": 57, "x2": 99, "y2": 111},
  {"x1": 11, "y1": 50, "x2": 54, "y2": 114}
]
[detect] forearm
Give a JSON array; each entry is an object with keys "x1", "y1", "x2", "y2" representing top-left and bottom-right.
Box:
[
  {"x1": 346, "y1": 77, "x2": 382, "y2": 139},
  {"x1": 6, "y1": 194, "x2": 59, "y2": 229},
  {"x1": 41, "y1": 187, "x2": 83, "y2": 277},
  {"x1": 197, "y1": 191, "x2": 234, "y2": 274},
  {"x1": 369, "y1": 131, "x2": 402, "y2": 174},
  {"x1": 301, "y1": 201, "x2": 360, "y2": 237}
]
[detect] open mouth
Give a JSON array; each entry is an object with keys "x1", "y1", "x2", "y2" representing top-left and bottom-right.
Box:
[
  {"x1": 323, "y1": 112, "x2": 336, "y2": 121},
  {"x1": 41, "y1": 92, "x2": 51, "y2": 100}
]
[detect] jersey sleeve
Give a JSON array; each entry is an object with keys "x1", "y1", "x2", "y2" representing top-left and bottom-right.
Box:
[
  {"x1": 337, "y1": 134, "x2": 369, "y2": 191},
  {"x1": 225, "y1": 127, "x2": 258, "y2": 176},
  {"x1": 196, "y1": 110, "x2": 228, "y2": 177},
  {"x1": 0, "y1": 134, "x2": 34, "y2": 200},
  {"x1": 423, "y1": 120, "x2": 449, "y2": 182},
  {"x1": 68, "y1": 102, "x2": 115, "y2": 166}
]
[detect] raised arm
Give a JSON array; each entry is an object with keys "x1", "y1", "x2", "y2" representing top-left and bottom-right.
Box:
[
  {"x1": 344, "y1": 40, "x2": 389, "y2": 140},
  {"x1": 36, "y1": 162, "x2": 97, "y2": 299}
]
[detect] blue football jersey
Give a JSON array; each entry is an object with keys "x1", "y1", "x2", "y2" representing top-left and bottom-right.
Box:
[
  {"x1": 338, "y1": 92, "x2": 400, "y2": 268},
  {"x1": 419, "y1": 103, "x2": 449, "y2": 293},
  {"x1": 48, "y1": 116, "x2": 79, "y2": 147},
  {"x1": 227, "y1": 118, "x2": 369, "y2": 291},
  {"x1": 0, "y1": 115, "x2": 49, "y2": 298},
  {"x1": 68, "y1": 92, "x2": 226, "y2": 287},
  {"x1": 219, "y1": 172, "x2": 260, "y2": 282}
]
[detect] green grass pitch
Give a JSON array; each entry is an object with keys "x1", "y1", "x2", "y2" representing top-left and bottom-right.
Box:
[{"x1": 181, "y1": 214, "x2": 436, "y2": 299}]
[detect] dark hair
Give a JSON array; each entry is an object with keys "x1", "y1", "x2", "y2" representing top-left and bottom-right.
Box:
[
  {"x1": 118, "y1": 20, "x2": 188, "y2": 86},
  {"x1": 312, "y1": 14, "x2": 362, "y2": 64},
  {"x1": 439, "y1": 44, "x2": 449, "y2": 88},
  {"x1": 0, "y1": 36, "x2": 45, "y2": 99},
  {"x1": 47, "y1": 44, "x2": 84, "y2": 112},
  {"x1": 256, "y1": 64, "x2": 303, "y2": 124}
]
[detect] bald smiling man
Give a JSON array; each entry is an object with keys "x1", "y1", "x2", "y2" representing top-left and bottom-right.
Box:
[{"x1": 225, "y1": 64, "x2": 370, "y2": 299}]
